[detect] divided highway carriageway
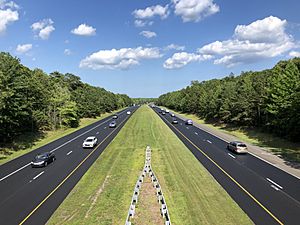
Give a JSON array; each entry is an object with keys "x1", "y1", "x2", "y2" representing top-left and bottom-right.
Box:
[
  {"x1": 152, "y1": 106, "x2": 300, "y2": 225},
  {"x1": 0, "y1": 106, "x2": 138, "y2": 225}
]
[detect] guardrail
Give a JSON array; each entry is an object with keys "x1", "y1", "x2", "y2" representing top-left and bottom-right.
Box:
[{"x1": 125, "y1": 146, "x2": 171, "y2": 225}]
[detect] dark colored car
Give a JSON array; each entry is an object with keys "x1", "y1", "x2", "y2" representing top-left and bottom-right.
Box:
[
  {"x1": 112, "y1": 114, "x2": 118, "y2": 119},
  {"x1": 185, "y1": 119, "x2": 193, "y2": 125},
  {"x1": 109, "y1": 121, "x2": 117, "y2": 128},
  {"x1": 31, "y1": 152, "x2": 56, "y2": 167},
  {"x1": 172, "y1": 119, "x2": 178, "y2": 124}
]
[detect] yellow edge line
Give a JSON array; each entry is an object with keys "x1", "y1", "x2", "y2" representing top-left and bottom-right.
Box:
[
  {"x1": 19, "y1": 113, "x2": 132, "y2": 225},
  {"x1": 157, "y1": 110, "x2": 284, "y2": 225}
]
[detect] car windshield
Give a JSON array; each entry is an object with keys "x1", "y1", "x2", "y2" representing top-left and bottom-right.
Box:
[
  {"x1": 35, "y1": 154, "x2": 47, "y2": 160},
  {"x1": 86, "y1": 138, "x2": 94, "y2": 142}
]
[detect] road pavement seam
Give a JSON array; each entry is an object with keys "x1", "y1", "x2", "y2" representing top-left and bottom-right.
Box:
[
  {"x1": 155, "y1": 108, "x2": 284, "y2": 225},
  {"x1": 18, "y1": 110, "x2": 133, "y2": 225}
]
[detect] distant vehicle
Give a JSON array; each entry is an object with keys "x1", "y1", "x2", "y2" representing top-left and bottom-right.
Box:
[
  {"x1": 127, "y1": 111, "x2": 131, "y2": 115},
  {"x1": 112, "y1": 114, "x2": 118, "y2": 119},
  {"x1": 227, "y1": 141, "x2": 247, "y2": 154},
  {"x1": 162, "y1": 112, "x2": 166, "y2": 115},
  {"x1": 171, "y1": 113, "x2": 175, "y2": 117},
  {"x1": 172, "y1": 119, "x2": 178, "y2": 124},
  {"x1": 82, "y1": 136, "x2": 98, "y2": 148},
  {"x1": 159, "y1": 111, "x2": 162, "y2": 113},
  {"x1": 185, "y1": 119, "x2": 193, "y2": 125},
  {"x1": 161, "y1": 108, "x2": 165, "y2": 111},
  {"x1": 31, "y1": 152, "x2": 55, "y2": 167},
  {"x1": 109, "y1": 121, "x2": 117, "y2": 128},
  {"x1": 165, "y1": 109, "x2": 170, "y2": 113}
]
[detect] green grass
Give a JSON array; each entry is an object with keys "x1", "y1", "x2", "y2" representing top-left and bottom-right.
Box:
[
  {"x1": 163, "y1": 108, "x2": 300, "y2": 163},
  {"x1": 47, "y1": 105, "x2": 252, "y2": 225},
  {"x1": 0, "y1": 109, "x2": 123, "y2": 165}
]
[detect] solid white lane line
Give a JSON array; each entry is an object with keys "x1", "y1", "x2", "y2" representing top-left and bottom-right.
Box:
[
  {"x1": 33, "y1": 171, "x2": 45, "y2": 180},
  {"x1": 206, "y1": 140, "x2": 212, "y2": 144},
  {"x1": 67, "y1": 151, "x2": 73, "y2": 156},
  {"x1": 0, "y1": 163, "x2": 32, "y2": 182},
  {"x1": 228, "y1": 153, "x2": 236, "y2": 159},
  {"x1": 266, "y1": 178, "x2": 283, "y2": 189},
  {"x1": 0, "y1": 108, "x2": 130, "y2": 182},
  {"x1": 195, "y1": 132, "x2": 198, "y2": 135}
]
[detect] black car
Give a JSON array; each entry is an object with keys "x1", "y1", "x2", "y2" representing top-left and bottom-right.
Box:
[
  {"x1": 31, "y1": 152, "x2": 56, "y2": 167},
  {"x1": 112, "y1": 114, "x2": 118, "y2": 119}
]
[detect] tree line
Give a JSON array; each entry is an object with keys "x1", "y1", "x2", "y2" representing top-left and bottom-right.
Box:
[
  {"x1": 156, "y1": 58, "x2": 300, "y2": 141},
  {"x1": 0, "y1": 52, "x2": 132, "y2": 142}
]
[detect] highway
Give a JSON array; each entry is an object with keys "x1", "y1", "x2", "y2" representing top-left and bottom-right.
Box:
[
  {"x1": 0, "y1": 106, "x2": 138, "y2": 225},
  {"x1": 152, "y1": 106, "x2": 300, "y2": 225}
]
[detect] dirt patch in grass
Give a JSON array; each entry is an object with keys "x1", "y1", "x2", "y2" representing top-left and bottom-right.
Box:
[{"x1": 132, "y1": 176, "x2": 165, "y2": 225}]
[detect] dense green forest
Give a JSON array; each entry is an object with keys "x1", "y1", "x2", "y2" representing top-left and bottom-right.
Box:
[
  {"x1": 0, "y1": 52, "x2": 132, "y2": 143},
  {"x1": 157, "y1": 58, "x2": 300, "y2": 141}
]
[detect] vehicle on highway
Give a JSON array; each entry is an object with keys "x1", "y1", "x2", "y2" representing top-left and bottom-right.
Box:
[
  {"x1": 171, "y1": 113, "x2": 175, "y2": 117},
  {"x1": 185, "y1": 119, "x2": 193, "y2": 125},
  {"x1": 112, "y1": 114, "x2": 118, "y2": 119},
  {"x1": 31, "y1": 152, "x2": 56, "y2": 167},
  {"x1": 127, "y1": 111, "x2": 131, "y2": 115},
  {"x1": 109, "y1": 121, "x2": 117, "y2": 128},
  {"x1": 162, "y1": 112, "x2": 166, "y2": 115},
  {"x1": 159, "y1": 111, "x2": 162, "y2": 113},
  {"x1": 165, "y1": 109, "x2": 170, "y2": 113},
  {"x1": 227, "y1": 141, "x2": 248, "y2": 154},
  {"x1": 172, "y1": 118, "x2": 178, "y2": 124},
  {"x1": 82, "y1": 136, "x2": 98, "y2": 148}
]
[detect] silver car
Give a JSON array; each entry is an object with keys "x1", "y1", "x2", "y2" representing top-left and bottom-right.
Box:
[{"x1": 227, "y1": 141, "x2": 247, "y2": 154}]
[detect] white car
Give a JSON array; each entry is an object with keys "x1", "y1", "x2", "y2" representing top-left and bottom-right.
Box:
[
  {"x1": 165, "y1": 109, "x2": 170, "y2": 113},
  {"x1": 127, "y1": 111, "x2": 131, "y2": 115},
  {"x1": 82, "y1": 136, "x2": 98, "y2": 148}
]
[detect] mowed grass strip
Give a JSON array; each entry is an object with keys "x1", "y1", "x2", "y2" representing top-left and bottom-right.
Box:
[{"x1": 47, "y1": 105, "x2": 252, "y2": 225}]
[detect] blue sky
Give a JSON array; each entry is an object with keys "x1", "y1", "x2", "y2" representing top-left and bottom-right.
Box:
[{"x1": 1, "y1": 0, "x2": 300, "y2": 97}]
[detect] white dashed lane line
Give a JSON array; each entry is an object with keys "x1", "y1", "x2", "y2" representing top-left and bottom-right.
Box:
[
  {"x1": 32, "y1": 171, "x2": 45, "y2": 180},
  {"x1": 96, "y1": 132, "x2": 99, "y2": 134},
  {"x1": 195, "y1": 132, "x2": 198, "y2": 135},
  {"x1": 266, "y1": 178, "x2": 283, "y2": 190},
  {"x1": 206, "y1": 140, "x2": 212, "y2": 144},
  {"x1": 228, "y1": 153, "x2": 236, "y2": 159},
  {"x1": 67, "y1": 151, "x2": 73, "y2": 156}
]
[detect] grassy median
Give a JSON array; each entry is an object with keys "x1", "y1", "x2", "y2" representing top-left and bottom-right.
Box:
[
  {"x1": 0, "y1": 109, "x2": 123, "y2": 165},
  {"x1": 47, "y1": 105, "x2": 252, "y2": 225}
]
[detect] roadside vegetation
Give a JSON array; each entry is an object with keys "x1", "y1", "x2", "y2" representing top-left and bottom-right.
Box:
[
  {"x1": 0, "y1": 52, "x2": 132, "y2": 160},
  {"x1": 156, "y1": 58, "x2": 300, "y2": 142},
  {"x1": 47, "y1": 105, "x2": 252, "y2": 225},
  {"x1": 156, "y1": 58, "x2": 300, "y2": 162},
  {"x1": 0, "y1": 109, "x2": 123, "y2": 165}
]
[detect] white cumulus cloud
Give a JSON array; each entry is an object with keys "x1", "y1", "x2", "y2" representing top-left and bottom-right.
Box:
[
  {"x1": 0, "y1": 0, "x2": 18, "y2": 34},
  {"x1": 164, "y1": 44, "x2": 185, "y2": 51},
  {"x1": 198, "y1": 16, "x2": 295, "y2": 67},
  {"x1": 64, "y1": 49, "x2": 72, "y2": 55},
  {"x1": 139, "y1": 30, "x2": 157, "y2": 38},
  {"x1": 289, "y1": 51, "x2": 300, "y2": 57},
  {"x1": 16, "y1": 43, "x2": 32, "y2": 54},
  {"x1": 134, "y1": 19, "x2": 153, "y2": 27},
  {"x1": 133, "y1": 4, "x2": 169, "y2": 20},
  {"x1": 164, "y1": 52, "x2": 212, "y2": 69},
  {"x1": 172, "y1": 0, "x2": 219, "y2": 22},
  {"x1": 80, "y1": 47, "x2": 162, "y2": 70},
  {"x1": 71, "y1": 23, "x2": 96, "y2": 36},
  {"x1": 31, "y1": 18, "x2": 55, "y2": 40}
]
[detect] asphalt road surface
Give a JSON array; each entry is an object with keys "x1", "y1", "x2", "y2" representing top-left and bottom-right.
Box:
[
  {"x1": 0, "y1": 106, "x2": 138, "y2": 225},
  {"x1": 152, "y1": 106, "x2": 300, "y2": 225}
]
